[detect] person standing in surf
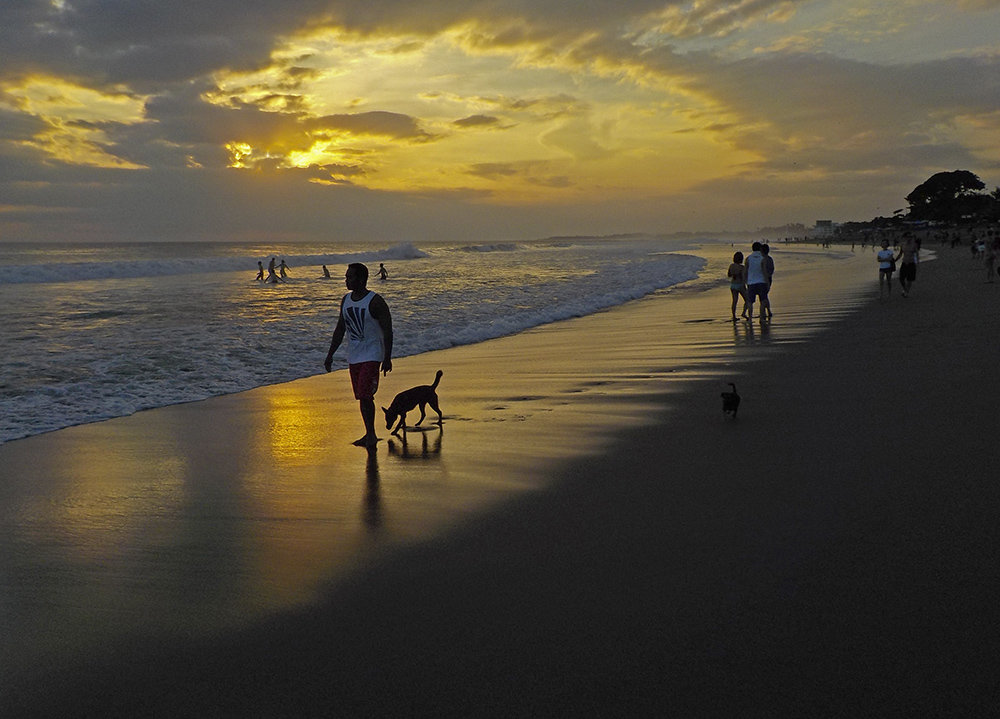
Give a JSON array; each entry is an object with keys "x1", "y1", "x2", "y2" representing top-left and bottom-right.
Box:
[
  {"x1": 266, "y1": 257, "x2": 281, "y2": 283},
  {"x1": 324, "y1": 263, "x2": 393, "y2": 448}
]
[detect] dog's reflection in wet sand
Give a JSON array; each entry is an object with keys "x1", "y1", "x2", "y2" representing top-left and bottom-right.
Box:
[{"x1": 388, "y1": 426, "x2": 442, "y2": 459}]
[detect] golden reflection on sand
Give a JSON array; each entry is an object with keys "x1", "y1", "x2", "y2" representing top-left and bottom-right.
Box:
[{"x1": 1, "y1": 246, "x2": 877, "y2": 682}]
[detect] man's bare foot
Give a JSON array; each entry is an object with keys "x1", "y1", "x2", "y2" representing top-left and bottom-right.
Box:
[{"x1": 352, "y1": 435, "x2": 380, "y2": 447}]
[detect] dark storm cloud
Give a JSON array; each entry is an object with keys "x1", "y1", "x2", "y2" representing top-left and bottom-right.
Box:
[
  {"x1": 670, "y1": 51, "x2": 1000, "y2": 175},
  {"x1": 453, "y1": 115, "x2": 503, "y2": 129},
  {"x1": 1, "y1": 1, "x2": 803, "y2": 89},
  {"x1": 0, "y1": 106, "x2": 47, "y2": 140},
  {"x1": 308, "y1": 111, "x2": 437, "y2": 141},
  {"x1": 0, "y1": 0, "x2": 328, "y2": 87}
]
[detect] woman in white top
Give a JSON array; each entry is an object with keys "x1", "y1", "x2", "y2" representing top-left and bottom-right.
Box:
[{"x1": 876, "y1": 240, "x2": 895, "y2": 299}]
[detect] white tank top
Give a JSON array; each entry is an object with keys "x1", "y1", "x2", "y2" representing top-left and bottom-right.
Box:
[
  {"x1": 341, "y1": 290, "x2": 384, "y2": 364},
  {"x1": 746, "y1": 252, "x2": 767, "y2": 285}
]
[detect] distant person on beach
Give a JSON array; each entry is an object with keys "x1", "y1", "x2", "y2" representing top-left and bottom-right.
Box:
[
  {"x1": 279, "y1": 259, "x2": 290, "y2": 278},
  {"x1": 322, "y1": 264, "x2": 331, "y2": 278},
  {"x1": 255, "y1": 261, "x2": 264, "y2": 281},
  {"x1": 896, "y1": 233, "x2": 919, "y2": 297},
  {"x1": 761, "y1": 243, "x2": 774, "y2": 319},
  {"x1": 377, "y1": 263, "x2": 388, "y2": 280},
  {"x1": 727, "y1": 251, "x2": 748, "y2": 321},
  {"x1": 744, "y1": 242, "x2": 769, "y2": 321},
  {"x1": 266, "y1": 257, "x2": 281, "y2": 283},
  {"x1": 324, "y1": 263, "x2": 394, "y2": 448},
  {"x1": 877, "y1": 240, "x2": 896, "y2": 298},
  {"x1": 985, "y1": 234, "x2": 997, "y2": 283}
]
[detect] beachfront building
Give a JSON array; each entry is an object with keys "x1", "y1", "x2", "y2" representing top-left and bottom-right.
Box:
[{"x1": 814, "y1": 220, "x2": 835, "y2": 236}]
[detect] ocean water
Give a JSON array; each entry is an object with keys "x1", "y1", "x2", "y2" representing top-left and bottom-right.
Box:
[{"x1": 0, "y1": 236, "x2": 707, "y2": 444}]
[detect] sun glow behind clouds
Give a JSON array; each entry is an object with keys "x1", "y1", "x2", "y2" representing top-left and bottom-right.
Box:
[
  {"x1": 2, "y1": 0, "x2": 996, "y2": 241},
  {"x1": 203, "y1": 28, "x2": 742, "y2": 201},
  {"x1": 2, "y1": 77, "x2": 147, "y2": 168}
]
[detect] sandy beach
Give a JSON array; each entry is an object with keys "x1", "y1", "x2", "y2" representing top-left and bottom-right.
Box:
[{"x1": 2, "y1": 244, "x2": 998, "y2": 717}]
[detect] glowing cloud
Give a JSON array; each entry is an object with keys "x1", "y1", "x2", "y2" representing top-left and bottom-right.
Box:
[
  {"x1": 0, "y1": 0, "x2": 997, "y2": 241},
  {"x1": 1, "y1": 77, "x2": 148, "y2": 168}
]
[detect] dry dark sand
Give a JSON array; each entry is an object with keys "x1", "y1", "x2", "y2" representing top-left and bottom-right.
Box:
[{"x1": 2, "y1": 245, "x2": 998, "y2": 717}]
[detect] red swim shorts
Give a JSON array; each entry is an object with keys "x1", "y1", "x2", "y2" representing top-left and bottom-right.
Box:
[{"x1": 349, "y1": 361, "x2": 381, "y2": 400}]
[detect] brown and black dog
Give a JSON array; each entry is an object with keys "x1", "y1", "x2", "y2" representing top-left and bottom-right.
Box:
[{"x1": 382, "y1": 370, "x2": 443, "y2": 437}]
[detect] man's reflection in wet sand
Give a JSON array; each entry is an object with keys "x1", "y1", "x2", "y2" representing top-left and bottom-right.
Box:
[{"x1": 363, "y1": 446, "x2": 382, "y2": 531}]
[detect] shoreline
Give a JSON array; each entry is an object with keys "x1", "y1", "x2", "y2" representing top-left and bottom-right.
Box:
[
  {"x1": 0, "y1": 237, "x2": 705, "y2": 446},
  {"x1": 4, "y1": 245, "x2": 998, "y2": 716}
]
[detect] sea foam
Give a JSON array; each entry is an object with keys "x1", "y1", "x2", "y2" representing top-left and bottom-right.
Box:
[
  {"x1": 1, "y1": 238, "x2": 705, "y2": 442},
  {"x1": 2, "y1": 243, "x2": 428, "y2": 285}
]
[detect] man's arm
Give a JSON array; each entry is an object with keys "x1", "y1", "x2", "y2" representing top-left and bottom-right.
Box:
[
  {"x1": 369, "y1": 294, "x2": 393, "y2": 375},
  {"x1": 324, "y1": 299, "x2": 347, "y2": 372}
]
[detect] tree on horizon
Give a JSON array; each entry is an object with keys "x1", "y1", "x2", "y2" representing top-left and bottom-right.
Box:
[{"x1": 905, "y1": 170, "x2": 991, "y2": 223}]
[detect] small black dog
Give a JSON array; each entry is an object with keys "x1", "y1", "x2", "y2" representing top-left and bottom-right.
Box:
[
  {"x1": 383, "y1": 370, "x2": 444, "y2": 437},
  {"x1": 721, "y1": 382, "x2": 740, "y2": 417}
]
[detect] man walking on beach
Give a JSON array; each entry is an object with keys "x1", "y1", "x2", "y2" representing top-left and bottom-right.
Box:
[
  {"x1": 761, "y1": 243, "x2": 775, "y2": 319},
  {"x1": 744, "y1": 242, "x2": 769, "y2": 322},
  {"x1": 324, "y1": 263, "x2": 393, "y2": 447},
  {"x1": 897, "y1": 233, "x2": 919, "y2": 297}
]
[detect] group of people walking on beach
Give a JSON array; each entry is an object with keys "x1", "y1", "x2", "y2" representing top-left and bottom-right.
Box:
[
  {"x1": 973, "y1": 229, "x2": 1000, "y2": 283},
  {"x1": 831, "y1": 223, "x2": 998, "y2": 300},
  {"x1": 255, "y1": 257, "x2": 290, "y2": 283},
  {"x1": 876, "y1": 232, "x2": 921, "y2": 299},
  {"x1": 871, "y1": 227, "x2": 1000, "y2": 298},
  {"x1": 727, "y1": 242, "x2": 775, "y2": 322}
]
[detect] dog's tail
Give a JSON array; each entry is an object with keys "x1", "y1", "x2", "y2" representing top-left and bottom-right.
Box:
[{"x1": 431, "y1": 369, "x2": 443, "y2": 389}]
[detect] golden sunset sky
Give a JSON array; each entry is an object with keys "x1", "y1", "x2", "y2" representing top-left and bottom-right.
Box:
[{"x1": 1, "y1": 0, "x2": 998, "y2": 242}]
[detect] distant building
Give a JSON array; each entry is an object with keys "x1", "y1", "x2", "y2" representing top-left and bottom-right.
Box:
[{"x1": 814, "y1": 220, "x2": 834, "y2": 236}]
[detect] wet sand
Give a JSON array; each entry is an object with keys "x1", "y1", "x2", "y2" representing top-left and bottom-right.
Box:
[{"x1": 2, "y1": 244, "x2": 998, "y2": 717}]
